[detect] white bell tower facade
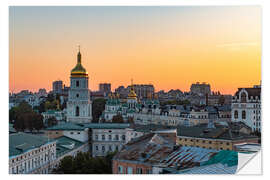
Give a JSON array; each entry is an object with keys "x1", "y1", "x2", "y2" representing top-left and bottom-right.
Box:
[{"x1": 67, "y1": 48, "x2": 92, "y2": 123}]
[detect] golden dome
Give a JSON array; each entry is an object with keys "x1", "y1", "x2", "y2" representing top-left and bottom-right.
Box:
[
  {"x1": 128, "y1": 80, "x2": 137, "y2": 99},
  {"x1": 71, "y1": 51, "x2": 88, "y2": 77}
]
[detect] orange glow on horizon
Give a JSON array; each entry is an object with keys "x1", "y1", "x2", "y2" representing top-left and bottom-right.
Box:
[{"x1": 9, "y1": 6, "x2": 261, "y2": 95}]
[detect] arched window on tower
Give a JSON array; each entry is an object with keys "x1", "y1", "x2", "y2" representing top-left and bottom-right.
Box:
[
  {"x1": 242, "y1": 110, "x2": 246, "y2": 119},
  {"x1": 234, "y1": 110, "x2": 238, "y2": 119},
  {"x1": 76, "y1": 81, "x2": 80, "y2": 87},
  {"x1": 76, "y1": 106, "x2": 80, "y2": 116}
]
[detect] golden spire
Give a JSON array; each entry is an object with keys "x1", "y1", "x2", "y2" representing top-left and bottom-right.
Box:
[{"x1": 71, "y1": 46, "x2": 88, "y2": 77}]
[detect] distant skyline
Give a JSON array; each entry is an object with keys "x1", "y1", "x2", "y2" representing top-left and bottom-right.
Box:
[{"x1": 9, "y1": 6, "x2": 261, "y2": 95}]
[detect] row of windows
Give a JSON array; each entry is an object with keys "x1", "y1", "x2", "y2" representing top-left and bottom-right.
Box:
[
  {"x1": 11, "y1": 144, "x2": 55, "y2": 163},
  {"x1": 95, "y1": 144, "x2": 120, "y2": 152},
  {"x1": 234, "y1": 110, "x2": 246, "y2": 119},
  {"x1": 179, "y1": 138, "x2": 230, "y2": 145},
  {"x1": 118, "y1": 166, "x2": 151, "y2": 174},
  {"x1": 181, "y1": 144, "x2": 230, "y2": 150},
  {"x1": 94, "y1": 134, "x2": 125, "y2": 141},
  {"x1": 11, "y1": 153, "x2": 55, "y2": 174}
]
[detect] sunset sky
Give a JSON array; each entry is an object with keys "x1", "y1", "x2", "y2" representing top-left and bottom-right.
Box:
[{"x1": 9, "y1": 6, "x2": 261, "y2": 95}]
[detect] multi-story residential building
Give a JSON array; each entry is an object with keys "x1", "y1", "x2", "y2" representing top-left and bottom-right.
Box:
[
  {"x1": 99, "y1": 83, "x2": 111, "y2": 95},
  {"x1": 190, "y1": 82, "x2": 211, "y2": 96},
  {"x1": 126, "y1": 84, "x2": 155, "y2": 100},
  {"x1": 45, "y1": 122, "x2": 89, "y2": 143},
  {"x1": 45, "y1": 122, "x2": 144, "y2": 157},
  {"x1": 176, "y1": 124, "x2": 259, "y2": 151},
  {"x1": 52, "y1": 80, "x2": 63, "y2": 94},
  {"x1": 83, "y1": 123, "x2": 136, "y2": 157},
  {"x1": 112, "y1": 130, "x2": 226, "y2": 174},
  {"x1": 231, "y1": 86, "x2": 261, "y2": 132},
  {"x1": 9, "y1": 132, "x2": 57, "y2": 174}
]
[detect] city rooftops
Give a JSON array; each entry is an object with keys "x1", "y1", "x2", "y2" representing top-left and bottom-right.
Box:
[
  {"x1": 113, "y1": 133, "x2": 176, "y2": 165},
  {"x1": 46, "y1": 122, "x2": 131, "y2": 131},
  {"x1": 81, "y1": 123, "x2": 130, "y2": 129},
  {"x1": 46, "y1": 122, "x2": 87, "y2": 131},
  {"x1": 9, "y1": 132, "x2": 55, "y2": 157},
  {"x1": 177, "y1": 124, "x2": 258, "y2": 140},
  {"x1": 130, "y1": 124, "x2": 176, "y2": 133},
  {"x1": 235, "y1": 87, "x2": 261, "y2": 99},
  {"x1": 55, "y1": 136, "x2": 85, "y2": 158}
]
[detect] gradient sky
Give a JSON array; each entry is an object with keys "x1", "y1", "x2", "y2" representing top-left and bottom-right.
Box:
[{"x1": 9, "y1": 6, "x2": 261, "y2": 95}]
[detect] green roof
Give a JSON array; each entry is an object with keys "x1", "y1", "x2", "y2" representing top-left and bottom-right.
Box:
[
  {"x1": 55, "y1": 136, "x2": 84, "y2": 158},
  {"x1": 201, "y1": 150, "x2": 238, "y2": 167},
  {"x1": 127, "y1": 109, "x2": 135, "y2": 113},
  {"x1": 107, "y1": 98, "x2": 120, "y2": 105},
  {"x1": 9, "y1": 132, "x2": 55, "y2": 157},
  {"x1": 80, "y1": 123, "x2": 130, "y2": 129},
  {"x1": 46, "y1": 122, "x2": 86, "y2": 131}
]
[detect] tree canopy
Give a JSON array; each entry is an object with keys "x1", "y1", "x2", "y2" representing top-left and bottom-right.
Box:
[
  {"x1": 12, "y1": 101, "x2": 44, "y2": 132},
  {"x1": 53, "y1": 151, "x2": 116, "y2": 174},
  {"x1": 112, "y1": 114, "x2": 124, "y2": 123},
  {"x1": 92, "y1": 98, "x2": 106, "y2": 123}
]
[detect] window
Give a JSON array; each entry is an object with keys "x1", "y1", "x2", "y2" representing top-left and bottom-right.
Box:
[
  {"x1": 76, "y1": 106, "x2": 80, "y2": 116},
  {"x1": 95, "y1": 146, "x2": 98, "y2": 151},
  {"x1": 77, "y1": 132, "x2": 80, "y2": 134},
  {"x1": 102, "y1": 135, "x2": 105, "y2": 140},
  {"x1": 76, "y1": 81, "x2": 79, "y2": 87},
  {"x1": 115, "y1": 145, "x2": 118, "y2": 151},
  {"x1": 76, "y1": 94, "x2": 79, "y2": 98},
  {"x1": 209, "y1": 141, "x2": 212, "y2": 144},
  {"x1": 115, "y1": 135, "x2": 119, "y2": 140},
  {"x1": 102, "y1": 146, "x2": 105, "y2": 151},
  {"x1": 136, "y1": 168, "x2": 143, "y2": 174},
  {"x1": 122, "y1": 135, "x2": 126, "y2": 141},
  {"x1": 242, "y1": 110, "x2": 246, "y2": 119},
  {"x1": 109, "y1": 145, "x2": 112, "y2": 151},
  {"x1": 70, "y1": 132, "x2": 74, "y2": 135},
  {"x1": 109, "y1": 135, "x2": 112, "y2": 140},
  {"x1": 118, "y1": 166, "x2": 123, "y2": 174},
  {"x1": 226, "y1": 142, "x2": 230, "y2": 146},
  {"x1": 127, "y1": 167, "x2": 133, "y2": 174},
  {"x1": 241, "y1": 92, "x2": 247, "y2": 103},
  {"x1": 95, "y1": 135, "x2": 98, "y2": 140},
  {"x1": 146, "y1": 169, "x2": 152, "y2": 174},
  {"x1": 234, "y1": 110, "x2": 238, "y2": 119}
]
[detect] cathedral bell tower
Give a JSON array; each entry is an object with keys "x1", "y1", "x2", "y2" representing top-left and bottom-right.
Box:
[{"x1": 66, "y1": 47, "x2": 92, "y2": 123}]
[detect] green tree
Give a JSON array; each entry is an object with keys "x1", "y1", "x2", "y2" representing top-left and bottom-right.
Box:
[
  {"x1": 9, "y1": 106, "x2": 19, "y2": 123},
  {"x1": 112, "y1": 114, "x2": 124, "y2": 123},
  {"x1": 92, "y1": 98, "x2": 106, "y2": 123},
  {"x1": 53, "y1": 151, "x2": 116, "y2": 174},
  {"x1": 13, "y1": 101, "x2": 44, "y2": 132}
]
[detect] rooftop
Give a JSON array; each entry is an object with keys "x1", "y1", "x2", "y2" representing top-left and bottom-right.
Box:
[
  {"x1": 46, "y1": 122, "x2": 131, "y2": 131},
  {"x1": 55, "y1": 136, "x2": 85, "y2": 158},
  {"x1": 9, "y1": 132, "x2": 55, "y2": 157},
  {"x1": 114, "y1": 133, "x2": 176, "y2": 165},
  {"x1": 177, "y1": 124, "x2": 258, "y2": 140}
]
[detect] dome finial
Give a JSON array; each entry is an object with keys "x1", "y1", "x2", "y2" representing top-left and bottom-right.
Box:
[{"x1": 77, "y1": 45, "x2": 81, "y2": 64}]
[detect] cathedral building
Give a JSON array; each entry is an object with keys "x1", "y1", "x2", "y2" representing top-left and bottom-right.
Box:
[{"x1": 66, "y1": 49, "x2": 92, "y2": 123}]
